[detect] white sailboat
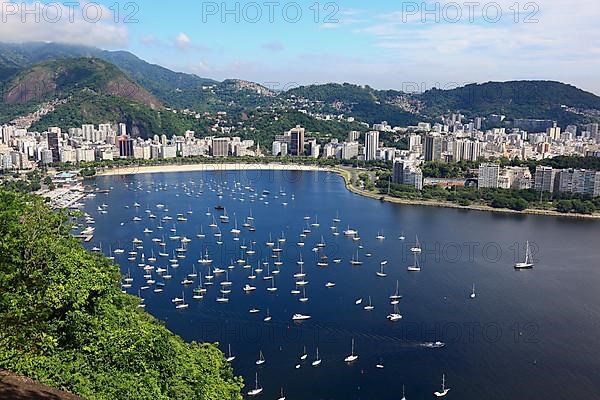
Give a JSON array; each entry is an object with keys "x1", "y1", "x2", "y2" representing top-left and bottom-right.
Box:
[
  {"x1": 389, "y1": 280, "x2": 403, "y2": 302},
  {"x1": 470, "y1": 284, "x2": 476, "y2": 299},
  {"x1": 434, "y1": 374, "x2": 450, "y2": 397},
  {"x1": 277, "y1": 388, "x2": 286, "y2": 400},
  {"x1": 387, "y1": 303, "x2": 403, "y2": 321},
  {"x1": 407, "y1": 253, "x2": 421, "y2": 272},
  {"x1": 175, "y1": 291, "x2": 189, "y2": 309},
  {"x1": 225, "y1": 344, "x2": 236, "y2": 362},
  {"x1": 410, "y1": 235, "x2": 422, "y2": 253},
  {"x1": 364, "y1": 296, "x2": 374, "y2": 311},
  {"x1": 515, "y1": 241, "x2": 534, "y2": 269},
  {"x1": 311, "y1": 348, "x2": 322, "y2": 367},
  {"x1": 344, "y1": 338, "x2": 359, "y2": 363},
  {"x1": 247, "y1": 372, "x2": 263, "y2": 397},
  {"x1": 300, "y1": 346, "x2": 308, "y2": 360},
  {"x1": 377, "y1": 262, "x2": 387, "y2": 277},
  {"x1": 350, "y1": 250, "x2": 363, "y2": 266},
  {"x1": 255, "y1": 350, "x2": 266, "y2": 365}
]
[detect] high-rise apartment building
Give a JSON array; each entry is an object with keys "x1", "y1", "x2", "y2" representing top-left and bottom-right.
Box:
[
  {"x1": 290, "y1": 126, "x2": 305, "y2": 156},
  {"x1": 365, "y1": 131, "x2": 380, "y2": 161},
  {"x1": 424, "y1": 134, "x2": 443, "y2": 161}
]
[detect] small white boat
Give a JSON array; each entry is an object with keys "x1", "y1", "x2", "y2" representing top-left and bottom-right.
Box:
[
  {"x1": 225, "y1": 344, "x2": 236, "y2": 362},
  {"x1": 515, "y1": 241, "x2": 534, "y2": 269},
  {"x1": 364, "y1": 296, "x2": 374, "y2": 311},
  {"x1": 292, "y1": 314, "x2": 311, "y2": 321},
  {"x1": 411, "y1": 235, "x2": 422, "y2": 253},
  {"x1": 311, "y1": 348, "x2": 322, "y2": 367},
  {"x1": 247, "y1": 373, "x2": 263, "y2": 397},
  {"x1": 470, "y1": 283, "x2": 476, "y2": 299},
  {"x1": 387, "y1": 303, "x2": 403, "y2": 321},
  {"x1": 277, "y1": 388, "x2": 286, "y2": 400},
  {"x1": 344, "y1": 338, "x2": 359, "y2": 363},
  {"x1": 434, "y1": 374, "x2": 450, "y2": 397},
  {"x1": 407, "y1": 253, "x2": 421, "y2": 272},
  {"x1": 300, "y1": 346, "x2": 308, "y2": 360},
  {"x1": 255, "y1": 350, "x2": 266, "y2": 365}
]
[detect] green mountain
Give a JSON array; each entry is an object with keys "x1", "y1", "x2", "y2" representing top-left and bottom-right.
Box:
[
  {"x1": 1, "y1": 42, "x2": 600, "y2": 132},
  {"x1": 2, "y1": 58, "x2": 160, "y2": 108},
  {"x1": 420, "y1": 81, "x2": 600, "y2": 124},
  {"x1": 0, "y1": 42, "x2": 271, "y2": 111},
  {"x1": 285, "y1": 81, "x2": 600, "y2": 127},
  {"x1": 0, "y1": 57, "x2": 210, "y2": 138},
  {"x1": 284, "y1": 83, "x2": 420, "y2": 126}
]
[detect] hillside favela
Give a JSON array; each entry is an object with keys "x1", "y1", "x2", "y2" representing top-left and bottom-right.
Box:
[{"x1": 1, "y1": 2, "x2": 600, "y2": 400}]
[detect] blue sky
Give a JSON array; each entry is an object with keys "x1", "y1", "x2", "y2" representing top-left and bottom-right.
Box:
[{"x1": 1, "y1": 0, "x2": 599, "y2": 93}]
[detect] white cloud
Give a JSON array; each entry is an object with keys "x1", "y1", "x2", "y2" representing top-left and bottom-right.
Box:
[
  {"x1": 175, "y1": 33, "x2": 191, "y2": 50},
  {"x1": 0, "y1": 1, "x2": 128, "y2": 47}
]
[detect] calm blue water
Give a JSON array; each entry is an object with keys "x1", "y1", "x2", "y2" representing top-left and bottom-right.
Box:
[{"x1": 81, "y1": 170, "x2": 600, "y2": 399}]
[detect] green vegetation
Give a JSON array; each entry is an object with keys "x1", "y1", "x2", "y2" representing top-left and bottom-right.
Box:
[
  {"x1": 285, "y1": 83, "x2": 420, "y2": 126},
  {"x1": 0, "y1": 191, "x2": 243, "y2": 399},
  {"x1": 375, "y1": 179, "x2": 600, "y2": 214},
  {"x1": 0, "y1": 170, "x2": 44, "y2": 193}
]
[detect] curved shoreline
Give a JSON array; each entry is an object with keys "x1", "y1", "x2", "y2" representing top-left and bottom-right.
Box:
[
  {"x1": 96, "y1": 163, "x2": 328, "y2": 176},
  {"x1": 97, "y1": 163, "x2": 600, "y2": 220},
  {"x1": 329, "y1": 167, "x2": 600, "y2": 221}
]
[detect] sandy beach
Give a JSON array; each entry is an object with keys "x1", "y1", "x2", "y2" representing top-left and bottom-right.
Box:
[{"x1": 97, "y1": 163, "x2": 330, "y2": 176}]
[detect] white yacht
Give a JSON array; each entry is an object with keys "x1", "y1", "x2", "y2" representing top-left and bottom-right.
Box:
[
  {"x1": 515, "y1": 241, "x2": 534, "y2": 269},
  {"x1": 410, "y1": 235, "x2": 422, "y2": 253},
  {"x1": 247, "y1": 373, "x2": 263, "y2": 397},
  {"x1": 344, "y1": 338, "x2": 359, "y2": 363},
  {"x1": 434, "y1": 374, "x2": 450, "y2": 397}
]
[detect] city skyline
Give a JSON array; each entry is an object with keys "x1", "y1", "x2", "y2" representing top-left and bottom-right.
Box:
[{"x1": 0, "y1": 0, "x2": 599, "y2": 94}]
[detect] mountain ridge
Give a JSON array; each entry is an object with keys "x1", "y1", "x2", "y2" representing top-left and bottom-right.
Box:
[{"x1": 1, "y1": 42, "x2": 600, "y2": 130}]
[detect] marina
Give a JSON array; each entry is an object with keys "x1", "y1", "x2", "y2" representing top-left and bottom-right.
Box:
[{"x1": 77, "y1": 169, "x2": 600, "y2": 399}]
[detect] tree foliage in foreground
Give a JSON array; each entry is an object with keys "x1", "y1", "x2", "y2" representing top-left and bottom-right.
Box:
[{"x1": 0, "y1": 191, "x2": 243, "y2": 399}]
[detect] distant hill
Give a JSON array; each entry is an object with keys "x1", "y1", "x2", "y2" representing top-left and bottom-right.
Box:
[
  {"x1": 0, "y1": 57, "x2": 207, "y2": 138},
  {"x1": 420, "y1": 81, "x2": 600, "y2": 124},
  {"x1": 284, "y1": 83, "x2": 420, "y2": 126},
  {"x1": 2, "y1": 58, "x2": 160, "y2": 108},
  {"x1": 1, "y1": 42, "x2": 599, "y2": 131},
  {"x1": 0, "y1": 42, "x2": 269, "y2": 111}
]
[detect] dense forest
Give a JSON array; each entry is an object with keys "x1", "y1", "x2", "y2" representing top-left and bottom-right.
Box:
[{"x1": 0, "y1": 191, "x2": 243, "y2": 399}]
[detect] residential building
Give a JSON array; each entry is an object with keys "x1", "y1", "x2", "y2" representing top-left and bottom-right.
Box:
[
  {"x1": 290, "y1": 126, "x2": 305, "y2": 156},
  {"x1": 478, "y1": 163, "x2": 501, "y2": 188},
  {"x1": 534, "y1": 166, "x2": 558, "y2": 192},
  {"x1": 365, "y1": 131, "x2": 380, "y2": 161},
  {"x1": 211, "y1": 137, "x2": 230, "y2": 157},
  {"x1": 393, "y1": 160, "x2": 423, "y2": 190},
  {"x1": 424, "y1": 134, "x2": 443, "y2": 161}
]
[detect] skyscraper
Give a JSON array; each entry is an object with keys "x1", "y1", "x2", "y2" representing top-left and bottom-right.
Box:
[
  {"x1": 424, "y1": 134, "x2": 443, "y2": 161},
  {"x1": 365, "y1": 131, "x2": 380, "y2": 161},
  {"x1": 47, "y1": 130, "x2": 60, "y2": 163},
  {"x1": 290, "y1": 126, "x2": 305, "y2": 156}
]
